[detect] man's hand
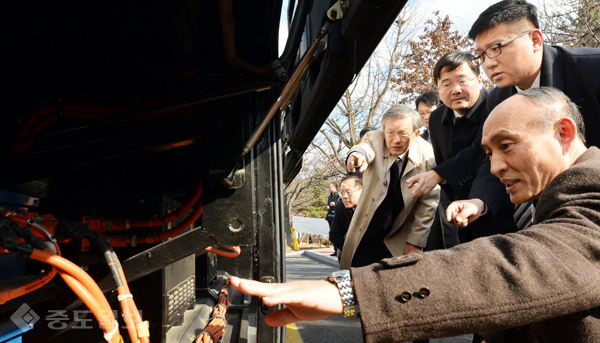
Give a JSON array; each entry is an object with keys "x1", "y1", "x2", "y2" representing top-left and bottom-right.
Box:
[
  {"x1": 406, "y1": 170, "x2": 444, "y2": 199},
  {"x1": 446, "y1": 199, "x2": 486, "y2": 228},
  {"x1": 329, "y1": 201, "x2": 336, "y2": 207},
  {"x1": 347, "y1": 153, "x2": 368, "y2": 173},
  {"x1": 403, "y1": 243, "x2": 422, "y2": 255},
  {"x1": 229, "y1": 277, "x2": 343, "y2": 327}
]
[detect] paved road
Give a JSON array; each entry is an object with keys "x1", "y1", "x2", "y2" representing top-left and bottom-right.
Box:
[{"x1": 285, "y1": 248, "x2": 473, "y2": 343}]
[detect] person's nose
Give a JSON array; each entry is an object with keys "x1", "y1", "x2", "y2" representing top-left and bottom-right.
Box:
[
  {"x1": 490, "y1": 154, "x2": 507, "y2": 178},
  {"x1": 483, "y1": 55, "x2": 498, "y2": 70},
  {"x1": 450, "y1": 83, "x2": 463, "y2": 95}
]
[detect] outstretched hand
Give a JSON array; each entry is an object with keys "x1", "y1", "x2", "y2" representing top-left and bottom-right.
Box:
[
  {"x1": 229, "y1": 277, "x2": 343, "y2": 327},
  {"x1": 406, "y1": 170, "x2": 443, "y2": 199},
  {"x1": 446, "y1": 199, "x2": 485, "y2": 228},
  {"x1": 347, "y1": 153, "x2": 368, "y2": 173}
]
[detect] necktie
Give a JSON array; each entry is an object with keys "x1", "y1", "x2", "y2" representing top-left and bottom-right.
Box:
[
  {"x1": 381, "y1": 159, "x2": 402, "y2": 230},
  {"x1": 514, "y1": 201, "x2": 535, "y2": 230}
]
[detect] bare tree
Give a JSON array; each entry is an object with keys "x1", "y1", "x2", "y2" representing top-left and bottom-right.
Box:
[
  {"x1": 284, "y1": 150, "x2": 339, "y2": 219},
  {"x1": 539, "y1": 0, "x2": 600, "y2": 48},
  {"x1": 309, "y1": 3, "x2": 427, "y2": 173},
  {"x1": 286, "y1": 7, "x2": 473, "y2": 218}
]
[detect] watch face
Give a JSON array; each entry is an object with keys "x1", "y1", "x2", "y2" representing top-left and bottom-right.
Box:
[{"x1": 330, "y1": 270, "x2": 350, "y2": 278}]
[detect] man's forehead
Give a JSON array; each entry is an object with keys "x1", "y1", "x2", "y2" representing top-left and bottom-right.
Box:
[
  {"x1": 340, "y1": 180, "x2": 357, "y2": 188},
  {"x1": 384, "y1": 116, "x2": 412, "y2": 128},
  {"x1": 484, "y1": 97, "x2": 531, "y2": 138},
  {"x1": 417, "y1": 103, "x2": 435, "y2": 111},
  {"x1": 440, "y1": 63, "x2": 471, "y2": 79}
]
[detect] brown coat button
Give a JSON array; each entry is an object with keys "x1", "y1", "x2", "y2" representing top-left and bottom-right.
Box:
[
  {"x1": 419, "y1": 287, "x2": 430, "y2": 298},
  {"x1": 400, "y1": 291, "x2": 412, "y2": 302}
]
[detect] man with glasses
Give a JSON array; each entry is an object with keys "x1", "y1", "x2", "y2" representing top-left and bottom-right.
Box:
[
  {"x1": 470, "y1": 0, "x2": 600, "y2": 148},
  {"x1": 407, "y1": 52, "x2": 517, "y2": 249},
  {"x1": 445, "y1": 0, "x2": 600, "y2": 228},
  {"x1": 341, "y1": 104, "x2": 439, "y2": 269},
  {"x1": 329, "y1": 175, "x2": 363, "y2": 261}
]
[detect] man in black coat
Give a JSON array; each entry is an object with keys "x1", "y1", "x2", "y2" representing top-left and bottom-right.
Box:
[
  {"x1": 468, "y1": 1, "x2": 600, "y2": 148},
  {"x1": 407, "y1": 52, "x2": 517, "y2": 245},
  {"x1": 325, "y1": 182, "x2": 341, "y2": 227},
  {"x1": 328, "y1": 175, "x2": 362, "y2": 258}
]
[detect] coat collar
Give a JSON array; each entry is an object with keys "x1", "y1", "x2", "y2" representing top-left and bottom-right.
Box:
[{"x1": 540, "y1": 44, "x2": 564, "y2": 91}]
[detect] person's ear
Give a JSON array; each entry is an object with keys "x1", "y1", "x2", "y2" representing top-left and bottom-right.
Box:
[
  {"x1": 531, "y1": 29, "x2": 543, "y2": 51},
  {"x1": 556, "y1": 117, "x2": 578, "y2": 151}
]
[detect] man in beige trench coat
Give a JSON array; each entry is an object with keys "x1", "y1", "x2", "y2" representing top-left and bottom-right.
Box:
[{"x1": 340, "y1": 104, "x2": 439, "y2": 269}]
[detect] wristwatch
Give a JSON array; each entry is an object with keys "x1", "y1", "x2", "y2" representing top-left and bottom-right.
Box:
[{"x1": 327, "y1": 270, "x2": 359, "y2": 318}]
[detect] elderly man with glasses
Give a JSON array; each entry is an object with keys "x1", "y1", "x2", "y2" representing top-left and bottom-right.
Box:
[{"x1": 341, "y1": 104, "x2": 439, "y2": 269}]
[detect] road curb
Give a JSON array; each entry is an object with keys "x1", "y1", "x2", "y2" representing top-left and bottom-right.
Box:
[{"x1": 302, "y1": 250, "x2": 340, "y2": 267}]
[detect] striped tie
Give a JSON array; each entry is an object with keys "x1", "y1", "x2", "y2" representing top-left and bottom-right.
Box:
[{"x1": 514, "y1": 201, "x2": 535, "y2": 230}]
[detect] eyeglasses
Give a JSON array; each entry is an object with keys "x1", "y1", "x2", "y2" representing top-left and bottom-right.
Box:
[
  {"x1": 384, "y1": 130, "x2": 417, "y2": 140},
  {"x1": 340, "y1": 188, "x2": 362, "y2": 197},
  {"x1": 439, "y1": 76, "x2": 477, "y2": 92},
  {"x1": 472, "y1": 31, "x2": 532, "y2": 66}
]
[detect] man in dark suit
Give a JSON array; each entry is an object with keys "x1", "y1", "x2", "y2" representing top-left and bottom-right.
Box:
[
  {"x1": 415, "y1": 90, "x2": 441, "y2": 144},
  {"x1": 329, "y1": 174, "x2": 362, "y2": 260},
  {"x1": 469, "y1": 0, "x2": 600, "y2": 147},
  {"x1": 230, "y1": 87, "x2": 600, "y2": 343},
  {"x1": 407, "y1": 52, "x2": 517, "y2": 245}
]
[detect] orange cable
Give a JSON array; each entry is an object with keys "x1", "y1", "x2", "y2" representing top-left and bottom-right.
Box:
[
  {"x1": 129, "y1": 173, "x2": 202, "y2": 228},
  {"x1": 58, "y1": 271, "x2": 119, "y2": 342},
  {"x1": 29, "y1": 249, "x2": 120, "y2": 343},
  {"x1": 135, "y1": 201, "x2": 203, "y2": 245},
  {"x1": 196, "y1": 281, "x2": 231, "y2": 343},
  {"x1": 204, "y1": 244, "x2": 241, "y2": 258}
]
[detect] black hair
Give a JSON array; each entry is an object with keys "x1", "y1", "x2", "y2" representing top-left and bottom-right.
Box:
[
  {"x1": 359, "y1": 126, "x2": 377, "y2": 139},
  {"x1": 469, "y1": 0, "x2": 539, "y2": 40},
  {"x1": 340, "y1": 174, "x2": 363, "y2": 188},
  {"x1": 433, "y1": 51, "x2": 479, "y2": 86},
  {"x1": 415, "y1": 90, "x2": 442, "y2": 109}
]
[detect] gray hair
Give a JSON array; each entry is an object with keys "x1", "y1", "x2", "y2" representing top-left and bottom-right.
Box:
[
  {"x1": 517, "y1": 87, "x2": 586, "y2": 145},
  {"x1": 381, "y1": 104, "x2": 422, "y2": 131}
]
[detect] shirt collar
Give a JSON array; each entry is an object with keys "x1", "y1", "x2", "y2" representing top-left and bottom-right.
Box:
[
  {"x1": 396, "y1": 151, "x2": 408, "y2": 162},
  {"x1": 516, "y1": 72, "x2": 541, "y2": 92}
]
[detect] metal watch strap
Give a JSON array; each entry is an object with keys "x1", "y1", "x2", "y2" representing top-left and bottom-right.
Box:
[{"x1": 327, "y1": 270, "x2": 359, "y2": 318}]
